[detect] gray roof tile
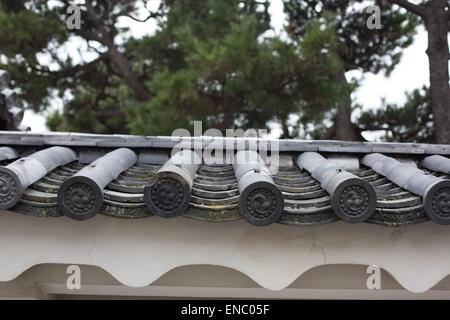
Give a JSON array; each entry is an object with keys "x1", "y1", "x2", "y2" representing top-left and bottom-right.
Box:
[{"x1": 0, "y1": 132, "x2": 450, "y2": 227}]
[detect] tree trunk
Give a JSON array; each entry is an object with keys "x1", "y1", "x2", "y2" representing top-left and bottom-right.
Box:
[
  {"x1": 333, "y1": 70, "x2": 363, "y2": 141},
  {"x1": 107, "y1": 46, "x2": 152, "y2": 102},
  {"x1": 386, "y1": 0, "x2": 449, "y2": 144},
  {"x1": 425, "y1": 1, "x2": 450, "y2": 144},
  {"x1": 73, "y1": 9, "x2": 152, "y2": 103},
  {"x1": 278, "y1": 113, "x2": 290, "y2": 139}
]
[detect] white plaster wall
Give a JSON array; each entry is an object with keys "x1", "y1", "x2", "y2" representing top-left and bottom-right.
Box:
[{"x1": 0, "y1": 210, "x2": 449, "y2": 293}]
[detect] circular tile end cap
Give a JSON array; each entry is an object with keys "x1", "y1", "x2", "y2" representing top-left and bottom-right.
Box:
[
  {"x1": 0, "y1": 167, "x2": 22, "y2": 210},
  {"x1": 424, "y1": 180, "x2": 450, "y2": 225},
  {"x1": 331, "y1": 178, "x2": 377, "y2": 223},
  {"x1": 144, "y1": 172, "x2": 191, "y2": 218},
  {"x1": 239, "y1": 181, "x2": 284, "y2": 227},
  {"x1": 58, "y1": 176, "x2": 103, "y2": 221}
]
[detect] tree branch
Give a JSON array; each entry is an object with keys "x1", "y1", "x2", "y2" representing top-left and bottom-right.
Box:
[
  {"x1": 67, "y1": 1, "x2": 152, "y2": 101},
  {"x1": 29, "y1": 55, "x2": 106, "y2": 78},
  {"x1": 73, "y1": 28, "x2": 104, "y2": 45},
  {"x1": 448, "y1": 11, "x2": 450, "y2": 31},
  {"x1": 387, "y1": 0, "x2": 428, "y2": 18},
  {"x1": 123, "y1": 12, "x2": 159, "y2": 23},
  {"x1": 56, "y1": 56, "x2": 106, "y2": 77}
]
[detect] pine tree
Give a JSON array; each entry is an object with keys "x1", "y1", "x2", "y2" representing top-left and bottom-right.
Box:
[
  {"x1": 359, "y1": 86, "x2": 434, "y2": 142},
  {"x1": 383, "y1": 0, "x2": 449, "y2": 144},
  {"x1": 284, "y1": 0, "x2": 419, "y2": 141},
  {"x1": 0, "y1": 0, "x2": 162, "y2": 133},
  {"x1": 1, "y1": 0, "x2": 343, "y2": 136},
  {"x1": 126, "y1": 0, "x2": 343, "y2": 135}
]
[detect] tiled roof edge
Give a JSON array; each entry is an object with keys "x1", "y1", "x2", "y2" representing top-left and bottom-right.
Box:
[{"x1": 0, "y1": 131, "x2": 449, "y2": 155}]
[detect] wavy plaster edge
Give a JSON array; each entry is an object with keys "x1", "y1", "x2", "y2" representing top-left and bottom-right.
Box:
[{"x1": 0, "y1": 210, "x2": 449, "y2": 293}]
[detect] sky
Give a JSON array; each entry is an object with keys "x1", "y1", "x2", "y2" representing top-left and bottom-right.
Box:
[{"x1": 21, "y1": 0, "x2": 433, "y2": 141}]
